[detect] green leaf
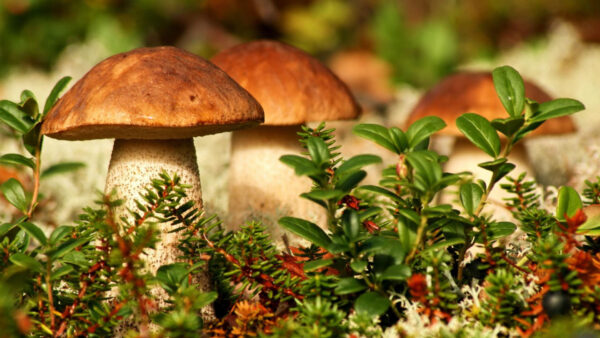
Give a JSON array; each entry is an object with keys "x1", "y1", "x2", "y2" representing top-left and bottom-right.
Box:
[
  {"x1": 307, "y1": 136, "x2": 330, "y2": 166},
  {"x1": 486, "y1": 222, "x2": 517, "y2": 241},
  {"x1": 41, "y1": 162, "x2": 85, "y2": 179},
  {"x1": 279, "y1": 217, "x2": 332, "y2": 249},
  {"x1": 49, "y1": 237, "x2": 89, "y2": 260},
  {"x1": 492, "y1": 66, "x2": 525, "y2": 117},
  {"x1": 10, "y1": 253, "x2": 43, "y2": 273},
  {"x1": 51, "y1": 265, "x2": 74, "y2": 281},
  {"x1": 0, "y1": 101, "x2": 34, "y2": 134},
  {"x1": 20, "y1": 90, "x2": 38, "y2": 115},
  {"x1": 456, "y1": 113, "x2": 501, "y2": 157},
  {"x1": 380, "y1": 264, "x2": 411, "y2": 281},
  {"x1": 490, "y1": 163, "x2": 516, "y2": 185},
  {"x1": 353, "y1": 124, "x2": 398, "y2": 153},
  {"x1": 406, "y1": 116, "x2": 446, "y2": 149},
  {"x1": 530, "y1": 98, "x2": 585, "y2": 123},
  {"x1": 304, "y1": 259, "x2": 333, "y2": 272},
  {"x1": 388, "y1": 127, "x2": 408, "y2": 151},
  {"x1": 0, "y1": 222, "x2": 19, "y2": 237},
  {"x1": 491, "y1": 117, "x2": 525, "y2": 137},
  {"x1": 62, "y1": 251, "x2": 89, "y2": 268},
  {"x1": 0, "y1": 153, "x2": 35, "y2": 169},
  {"x1": 360, "y1": 237, "x2": 405, "y2": 264},
  {"x1": 335, "y1": 277, "x2": 367, "y2": 295},
  {"x1": 478, "y1": 158, "x2": 508, "y2": 172},
  {"x1": 1, "y1": 178, "x2": 29, "y2": 213},
  {"x1": 301, "y1": 189, "x2": 345, "y2": 202},
  {"x1": 342, "y1": 209, "x2": 361, "y2": 242},
  {"x1": 18, "y1": 222, "x2": 47, "y2": 246},
  {"x1": 357, "y1": 185, "x2": 402, "y2": 203},
  {"x1": 556, "y1": 186, "x2": 583, "y2": 222},
  {"x1": 460, "y1": 183, "x2": 483, "y2": 216},
  {"x1": 196, "y1": 291, "x2": 218, "y2": 308},
  {"x1": 336, "y1": 155, "x2": 382, "y2": 177},
  {"x1": 280, "y1": 155, "x2": 320, "y2": 176},
  {"x1": 157, "y1": 263, "x2": 189, "y2": 294},
  {"x1": 22, "y1": 124, "x2": 41, "y2": 156},
  {"x1": 355, "y1": 292, "x2": 390, "y2": 317},
  {"x1": 49, "y1": 226, "x2": 72, "y2": 245},
  {"x1": 405, "y1": 151, "x2": 442, "y2": 192},
  {"x1": 43, "y1": 76, "x2": 72, "y2": 116},
  {"x1": 335, "y1": 170, "x2": 366, "y2": 192},
  {"x1": 350, "y1": 260, "x2": 367, "y2": 273}
]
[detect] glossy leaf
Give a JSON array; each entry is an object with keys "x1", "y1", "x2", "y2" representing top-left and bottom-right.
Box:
[
  {"x1": 350, "y1": 260, "x2": 367, "y2": 272},
  {"x1": 10, "y1": 253, "x2": 43, "y2": 273},
  {"x1": 304, "y1": 259, "x2": 333, "y2": 272},
  {"x1": 353, "y1": 124, "x2": 398, "y2": 153},
  {"x1": 49, "y1": 237, "x2": 89, "y2": 260},
  {"x1": 279, "y1": 217, "x2": 332, "y2": 249},
  {"x1": 335, "y1": 170, "x2": 366, "y2": 192},
  {"x1": 41, "y1": 162, "x2": 85, "y2": 179},
  {"x1": 43, "y1": 76, "x2": 72, "y2": 116},
  {"x1": 360, "y1": 237, "x2": 405, "y2": 264},
  {"x1": 342, "y1": 209, "x2": 361, "y2": 242},
  {"x1": 456, "y1": 113, "x2": 501, "y2": 157},
  {"x1": 491, "y1": 116, "x2": 525, "y2": 137},
  {"x1": 357, "y1": 185, "x2": 402, "y2": 203},
  {"x1": 336, "y1": 154, "x2": 382, "y2": 177},
  {"x1": 492, "y1": 65, "x2": 525, "y2": 117},
  {"x1": 0, "y1": 222, "x2": 19, "y2": 237},
  {"x1": 335, "y1": 277, "x2": 367, "y2": 295},
  {"x1": 157, "y1": 263, "x2": 189, "y2": 294},
  {"x1": 49, "y1": 226, "x2": 72, "y2": 245},
  {"x1": 478, "y1": 158, "x2": 508, "y2": 172},
  {"x1": 19, "y1": 222, "x2": 47, "y2": 246},
  {"x1": 530, "y1": 98, "x2": 585, "y2": 123},
  {"x1": 280, "y1": 155, "x2": 320, "y2": 176},
  {"x1": 490, "y1": 163, "x2": 516, "y2": 185},
  {"x1": 0, "y1": 100, "x2": 34, "y2": 134},
  {"x1": 307, "y1": 136, "x2": 330, "y2": 166},
  {"x1": 460, "y1": 183, "x2": 484, "y2": 216},
  {"x1": 1, "y1": 178, "x2": 29, "y2": 213},
  {"x1": 406, "y1": 116, "x2": 446, "y2": 149},
  {"x1": 355, "y1": 292, "x2": 390, "y2": 317},
  {"x1": 556, "y1": 186, "x2": 583, "y2": 222},
  {"x1": 51, "y1": 265, "x2": 74, "y2": 281},
  {"x1": 301, "y1": 189, "x2": 345, "y2": 202},
  {"x1": 380, "y1": 264, "x2": 411, "y2": 281},
  {"x1": 0, "y1": 153, "x2": 35, "y2": 169}
]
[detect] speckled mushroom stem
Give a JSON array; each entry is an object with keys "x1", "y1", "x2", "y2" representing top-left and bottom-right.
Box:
[
  {"x1": 105, "y1": 138, "x2": 214, "y2": 319},
  {"x1": 228, "y1": 126, "x2": 327, "y2": 248}
]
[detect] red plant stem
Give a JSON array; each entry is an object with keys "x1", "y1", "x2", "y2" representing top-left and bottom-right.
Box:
[{"x1": 500, "y1": 252, "x2": 530, "y2": 275}]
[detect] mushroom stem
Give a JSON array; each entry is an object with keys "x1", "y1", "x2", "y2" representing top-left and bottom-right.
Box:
[
  {"x1": 105, "y1": 138, "x2": 213, "y2": 315},
  {"x1": 229, "y1": 126, "x2": 326, "y2": 247}
]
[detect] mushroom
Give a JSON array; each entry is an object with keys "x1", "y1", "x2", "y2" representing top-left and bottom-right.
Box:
[
  {"x1": 406, "y1": 71, "x2": 576, "y2": 209},
  {"x1": 40, "y1": 46, "x2": 264, "y2": 312},
  {"x1": 211, "y1": 40, "x2": 360, "y2": 246}
]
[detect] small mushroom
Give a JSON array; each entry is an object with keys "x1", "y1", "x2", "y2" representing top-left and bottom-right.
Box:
[
  {"x1": 406, "y1": 72, "x2": 576, "y2": 209},
  {"x1": 212, "y1": 40, "x2": 360, "y2": 246},
  {"x1": 41, "y1": 47, "x2": 264, "y2": 313}
]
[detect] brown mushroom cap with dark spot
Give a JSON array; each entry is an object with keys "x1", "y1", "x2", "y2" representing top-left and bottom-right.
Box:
[
  {"x1": 41, "y1": 46, "x2": 264, "y2": 140},
  {"x1": 406, "y1": 72, "x2": 576, "y2": 137},
  {"x1": 211, "y1": 40, "x2": 361, "y2": 125}
]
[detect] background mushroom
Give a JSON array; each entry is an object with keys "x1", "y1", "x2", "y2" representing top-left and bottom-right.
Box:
[
  {"x1": 41, "y1": 46, "x2": 264, "y2": 314},
  {"x1": 405, "y1": 71, "x2": 576, "y2": 210},
  {"x1": 211, "y1": 40, "x2": 360, "y2": 247}
]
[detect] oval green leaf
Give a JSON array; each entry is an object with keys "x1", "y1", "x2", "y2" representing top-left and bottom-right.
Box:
[
  {"x1": 355, "y1": 292, "x2": 391, "y2": 317},
  {"x1": 492, "y1": 65, "x2": 525, "y2": 117},
  {"x1": 279, "y1": 217, "x2": 332, "y2": 249},
  {"x1": 1, "y1": 178, "x2": 29, "y2": 213},
  {"x1": 456, "y1": 113, "x2": 501, "y2": 158}
]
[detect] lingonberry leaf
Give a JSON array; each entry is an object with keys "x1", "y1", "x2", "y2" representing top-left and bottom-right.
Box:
[
  {"x1": 406, "y1": 116, "x2": 446, "y2": 149},
  {"x1": 492, "y1": 65, "x2": 525, "y2": 117},
  {"x1": 556, "y1": 186, "x2": 583, "y2": 222},
  {"x1": 355, "y1": 292, "x2": 390, "y2": 317},
  {"x1": 43, "y1": 76, "x2": 72, "y2": 116},
  {"x1": 279, "y1": 217, "x2": 332, "y2": 249},
  {"x1": 530, "y1": 98, "x2": 585, "y2": 123},
  {"x1": 0, "y1": 178, "x2": 29, "y2": 213},
  {"x1": 335, "y1": 277, "x2": 367, "y2": 295},
  {"x1": 353, "y1": 124, "x2": 398, "y2": 153},
  {"x1": 460, "y1": 182, "x2": 484, "y2": 216},
  {"x1": 456, "y1": 113, "x2": 501, "y2": 158}
]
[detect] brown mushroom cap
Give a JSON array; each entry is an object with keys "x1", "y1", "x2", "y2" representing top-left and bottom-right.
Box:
[
  {"x1": 211, "y1": 40, "x2": 361, "y2": 125},
  {"x1": 406, "y1": 72, "x2": 576, "y2": 137},
  {"x1": 41, "y1": 46, "x2": 264, "y2": 140}
]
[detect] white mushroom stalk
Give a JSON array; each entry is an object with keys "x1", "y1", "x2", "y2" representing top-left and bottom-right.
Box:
[{"x1": 229, "y1": 126, "x2": 322, "y2": 247}]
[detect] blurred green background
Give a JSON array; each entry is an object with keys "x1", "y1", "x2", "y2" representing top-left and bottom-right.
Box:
[{"x1": 2, "y1": 0, "x2": 599, "y2": 88}]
